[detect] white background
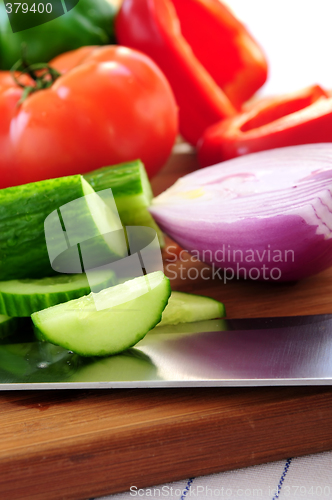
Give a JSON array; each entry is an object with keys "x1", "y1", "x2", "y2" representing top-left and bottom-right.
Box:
[{"x1": 224, "y1": 0, "x2": 332, "y2": 96}]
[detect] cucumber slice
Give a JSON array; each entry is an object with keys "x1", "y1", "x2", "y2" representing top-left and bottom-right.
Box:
[
  {"x1": 84, "y1": 161, "x2": 165, "y2": 246},
  {"x1": 0, "y1": 175, "x2": 86, "y2": 280},
  {"x1": 0, "y1": 162, "x2": 163, "y2": 282},
  {"x1": 44, "y1": 178, "x2": 127, "y2": 275},
  {"x1": 0, "y1": 271, "x2": 116, "y2": 317},
  {"x1": 159, "y1": 291, "x2": 225, "y2": 326},
  {"x1": 32, "y1": 271, "x2": 171, "y2": 356},
  {"x1": 0, "y1": 175, "x2": 125, "y2": 281},
  {"x1": 153, "y1": 319, "x2": 228, "y2": 335}
]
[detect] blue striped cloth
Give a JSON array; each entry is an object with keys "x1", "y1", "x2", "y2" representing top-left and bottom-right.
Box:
[{"x1": 92, "y1": 451, "x2": 332, "y2": 500}]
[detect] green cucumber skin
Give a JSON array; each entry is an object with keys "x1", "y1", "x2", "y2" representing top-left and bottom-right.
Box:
[
  {"x1": 0, "y1": 290, "x2": 84, "y2": 318},
  {"x1": 84, "y1": 160, "x2": 152, "y2": 201},
  {"x1": 0, "y1": 273, "x2": 116, "y2": 317},
  {"x1": 32, "y1": 272, "x2": 171, "y2": 357},
  {"x1": 159, "y1": 291, "x2": 226, "y2": 326},
  {"x1": 0, "y1": 175, "x2": 88, "y2": 281},
  {"x1": 84, "y1": 161, "x2": 165, "y2": 246},
  {"x1": 0, "y1": 162, "x2": 162, "y2": 282}
]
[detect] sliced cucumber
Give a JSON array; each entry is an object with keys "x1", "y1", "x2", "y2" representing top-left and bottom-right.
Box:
[
  {"x1": 0, "y1": 271, "x2": 116, "y2": 317},
  {"x1": 0, "y1": 315, "x2": 19, "y2": 340},
  {"x1": 159, "y1": 291, "x2": 225, "y2": 326},
  {"x1": 84, "y1": 161, "x2": 165, "y2": 246},
  {"x1": 118, "y1": 206, "x2": 165, "y2": 247},
  {"x1": 45, "y1": 178, "x2": 127, "y2": 275},
  {"x1": 0, "y1": 163, "x2": 163, "y2": 282},
  {"x1": 0, "y1": 175, "x2": 125, "y2": 281},
  {"x1": 84, "y1": 160, "x2": 153, "y2": 204},
  {"x1": 32, "y1": 271, "x2": 171, "y2": 356},
  {"x1": 153, "y1": 319, "x2": 228, "y2": 335},
  {"x1": 0, "y1": 175, "x2": 87, "y2": 281}
]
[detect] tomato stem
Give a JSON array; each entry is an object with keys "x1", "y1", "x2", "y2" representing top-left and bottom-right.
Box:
[{"x1": 11, "y1": 55, "x2": 62, "y2": 104}]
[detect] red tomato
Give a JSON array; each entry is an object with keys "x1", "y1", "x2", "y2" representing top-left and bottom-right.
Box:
[{"x1": 0, "y1": 46, "x2": 178, "y2": 188}]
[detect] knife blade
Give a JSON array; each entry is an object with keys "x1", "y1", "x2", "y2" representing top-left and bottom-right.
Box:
[{"x1": 0, "y1": 314, "x2": 331, "y2": 389}]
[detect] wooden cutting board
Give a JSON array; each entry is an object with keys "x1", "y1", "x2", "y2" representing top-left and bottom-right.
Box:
[{"x1": 1, "y1": 149, "x2": 332, "y2": 500}]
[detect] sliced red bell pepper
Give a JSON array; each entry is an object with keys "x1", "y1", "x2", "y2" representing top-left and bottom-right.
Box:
[
  {"x1": 197, "y1": 85, "x2": 332, "y2": 166},
  {"x1": 115, "y1": 0, "x2": 268, "y2": 146}
]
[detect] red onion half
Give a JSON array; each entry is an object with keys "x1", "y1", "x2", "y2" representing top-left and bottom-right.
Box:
[{"x1": 150, "y1": 144, "x2": 332, "y2": 281}]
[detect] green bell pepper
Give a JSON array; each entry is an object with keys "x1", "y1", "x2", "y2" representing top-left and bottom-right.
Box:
[{"x1": 0, "y1": 0, "x2": 118, "y2": 69}]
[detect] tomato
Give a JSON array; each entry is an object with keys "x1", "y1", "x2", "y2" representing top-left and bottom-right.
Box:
[{"x1": 0, "y1": 46, "x2": 178, "y2": 187}]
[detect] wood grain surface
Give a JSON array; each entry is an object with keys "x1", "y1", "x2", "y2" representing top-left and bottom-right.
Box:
[{"x1": 1, "y1": 149, "x2": 332, "y2": 500}]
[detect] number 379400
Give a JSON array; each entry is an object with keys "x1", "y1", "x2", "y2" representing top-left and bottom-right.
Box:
[{"x1": 5, "y1": 3, "x2": 53, "y2": 14}]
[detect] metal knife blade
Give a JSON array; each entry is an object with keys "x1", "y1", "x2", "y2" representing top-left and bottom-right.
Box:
[{"x1": 1, "y1": 314, "x2": 331, "y2": 389}]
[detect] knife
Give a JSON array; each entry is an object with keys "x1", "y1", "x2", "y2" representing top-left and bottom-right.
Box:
[{"x1": 0, "y1": 314, "x2": 331, "y2": 389}]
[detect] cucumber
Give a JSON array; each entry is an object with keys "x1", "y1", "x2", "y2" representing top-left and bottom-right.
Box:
[
  {"x1": 0, "y1": 271, "x2": 116, "y2": 317},
  {"x1": 0, "y1": 342, "x2": 79, "y2": 382},
  {"x1": 84, "y1": 161, "x2": 165, "y2": 246},
  {"x1": 0, "y1": 175, "x2": 87, "y2": 281},
  {"x1": 32, "y1": 271, "x2": 171, "y2": 356},
  {"x1": 84, "y1": 160, "x2": 153, "y2": 204},
  {"x1": 70, "y1": 349, "x2": 158, "y2": 382},
  {"x1": 119, "y1": 206, "x2": 165, "y2": 247},
  {"x1": 0, "y1": 316, "x2": 34, "y2": 344},
  {"x1": 0, "y1": 315, "x2": 19, "y2": 340},
  {"x1": 0, "y1": 175, "x2": 126, "y2": 281},
  {"x1": 153, "y1": 319, "x2": 228, "y2": 335},
  {"x1": 159, "y1": 291, "x2": 225, "y2": 326}
]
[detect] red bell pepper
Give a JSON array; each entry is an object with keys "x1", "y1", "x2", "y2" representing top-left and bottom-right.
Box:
[
  {"x1": 115, "y1": 0, "x2": 268, "y2": 146},
  {"x1": 197, "y1": 85, "x2": 332, "y2": 166}
]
